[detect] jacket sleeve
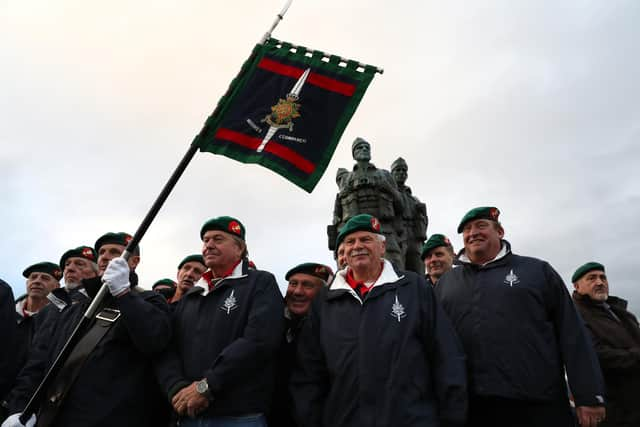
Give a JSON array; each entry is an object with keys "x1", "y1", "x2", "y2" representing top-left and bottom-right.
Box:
[
  {"x1": 4, "y1": 304, "x2": 59, "y2": 413},
  {"x1": 585, "y1": 325, "x2": 640, "y2": 373},
  {"x1": 154, "y1": 299, "x2": 191, "y2": 401},
  {"x1": 289, "y1": 295, "x2": 329, "y2": 427},
  {"x1": 543, "y1": 263, "x2": 606, "y2": 407},
  {"x1": 421, "y1": 277, "x2": 468, "y2": 426},
  {"x1": 204, "y1": 273, "x2": 285, "y2": 396},
  {"x1": 0, "y1": 281, "x2": 17, "y2": 399},
  {"x1": 115, "y1": 291, "x2": 172, "y2": 356}
]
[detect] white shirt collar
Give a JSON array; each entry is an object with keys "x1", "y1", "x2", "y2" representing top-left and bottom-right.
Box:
[
  {"x1": 459, "y1": 241, "x2": 509, "y2": 266},
  {"x1": 331, "y1": 259, "x2": 403, "y2": 300}
]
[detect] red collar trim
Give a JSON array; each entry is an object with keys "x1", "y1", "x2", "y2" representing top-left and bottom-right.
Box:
[
  {"x1": 203, "y1": 259, "x2": 242, "y2": 291},
  {"x1": 345, "y1": 262, "x2": 384, "y2": 297}
]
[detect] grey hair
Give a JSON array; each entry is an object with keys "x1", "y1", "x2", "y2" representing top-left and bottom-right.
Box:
[
  {"x1": 231, "y1": 235, "x2": 249, "y2": 258},
  {"x1": 90, "y1": 261, "x2": 99, "y2": 274}
]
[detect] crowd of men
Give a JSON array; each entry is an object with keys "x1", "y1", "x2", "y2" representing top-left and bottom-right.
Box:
[{"x1": 0, "y1": 207, "x2": 638, "y2": 427}]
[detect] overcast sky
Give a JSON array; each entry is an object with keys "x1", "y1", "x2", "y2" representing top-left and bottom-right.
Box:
[{"x1": 2, "y1": 0, "x2": 638, "y2": 315}]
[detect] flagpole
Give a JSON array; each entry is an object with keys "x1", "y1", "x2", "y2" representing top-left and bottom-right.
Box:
[
  {"x1": 261, "y1": 0, "x2": 293, "y2": 44},
  {"x1": 20, "y1": 1, "x2": 295, "y2": 421}
]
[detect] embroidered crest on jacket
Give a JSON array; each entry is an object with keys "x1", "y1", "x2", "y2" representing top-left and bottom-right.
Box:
[
  {"x1": 390, "y1": 294, "x2": 406, "y2": 322},
  {"x1": 504, "y1": 269, "x2": 520, "y2": 287},
  {"x1": 221, "y1": 290, "x2": 238, "y2": 314}
]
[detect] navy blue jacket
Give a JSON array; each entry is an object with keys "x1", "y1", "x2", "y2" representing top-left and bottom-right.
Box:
[
  {"x1": 436, "y1": 242, "x2": 605, "y2": 407},
  {"x1": 10, "y1": 296, "x2": 38, "y2": 392},
  {"x1": 6, "y1": 274, "x2": 171, "y2": 427},
  {"x1": 291, "y1": 260, "x2": 467, "y2": 427},
  {"x1": 156, "y1": 260, "x2": 285, "y2": 417},
  {"x1": 0, "y1": 280, "x2": 16, "y2": 400}
]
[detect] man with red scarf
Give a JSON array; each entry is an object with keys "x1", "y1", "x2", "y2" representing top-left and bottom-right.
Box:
[
  {"x1": 156, "y1": 216, "x2": 284, "y2": 427},
  {"x1": 291, "y1": 214, "x2": 467, "y2": 427}
]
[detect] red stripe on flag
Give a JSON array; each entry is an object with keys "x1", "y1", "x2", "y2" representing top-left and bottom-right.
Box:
[
  {"x1": 258, "y1": 58, "x2": 355, "y2": 97},
  {"x1": 215, "y1": 128, "x2": 261, "y2": 150},
  {"x1": 214, "y1": 128, "x2": 316, "y2": 175},
  {"x1": 264, "y1": 142, "x2": 315, "y2": 174}
]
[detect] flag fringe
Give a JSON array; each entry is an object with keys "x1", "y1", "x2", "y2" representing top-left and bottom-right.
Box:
[{"x1": 267, "y1": 39, "x2": 384, "y2": 74}]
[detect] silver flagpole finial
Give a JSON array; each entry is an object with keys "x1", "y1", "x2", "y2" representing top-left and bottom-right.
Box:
[{"x1": 260, "y1": 0, "x2": 294, "y2": 44}]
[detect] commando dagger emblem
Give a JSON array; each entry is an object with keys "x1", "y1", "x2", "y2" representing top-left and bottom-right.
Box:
[
  {"x1": 504, "y1": 269, "x2": 520, "y2": 287},
  {"x1": 221, "y1": 290, "x2": 239, "y2": 314},
  {"x1": 390, "y1": 294, "x2": 406, "y2": 322},
  {"x1": 257, "y1": 67, "x2": 310, "y2": 152}
]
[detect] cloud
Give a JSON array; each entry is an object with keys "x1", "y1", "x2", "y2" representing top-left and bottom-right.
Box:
[{"x1": 1, "y1": 1, "x2": 639, "y2": 315}]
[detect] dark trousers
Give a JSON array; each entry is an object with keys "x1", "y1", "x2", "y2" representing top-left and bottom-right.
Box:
[{"x1": 468, "y1": 395, "x2": 576, "y2": 427}]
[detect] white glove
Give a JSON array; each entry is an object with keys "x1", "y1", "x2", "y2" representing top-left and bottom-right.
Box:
[
  {"x1": 102, "y1": 257, "x2": 131, "y2": 297},
  {"x1": 1, "y1": 413, "x2": 36, "y2": 427}
]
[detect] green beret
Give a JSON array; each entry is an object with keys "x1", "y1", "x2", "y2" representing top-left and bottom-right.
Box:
[
  {"x1": 178, "y1": 254, "x2": 205, "y2": 270},
  {"x1": 572, "y1": 262, "x2": 605, "y2": 283},
  {"x1": 94, "y1": 232, "x2": 139, "y2": 255},
  {"x1": 457, "y1": 206, "x2": 501, "y2": 233},
  {"x1": 200, "y1": 216, "x2": 246, "y2": 240},
  {"x1": 420, "y1": 234, "x2": 453, "y2": 260},
  {"x1": 285, "y1": 263, "x2": 334, "y2": 283},
  {"x1": 152, "y1": 278, "x2": 176, "y2": 290},
  {"x1": 60, "y1": 246, "x2": 97, "y2": 269},
  {"x1": 336, "y1": 214, "x2": 383, "y2": 247},
  {"x1": 22, "y1": 262, "x2": 62, "y2": 281}
]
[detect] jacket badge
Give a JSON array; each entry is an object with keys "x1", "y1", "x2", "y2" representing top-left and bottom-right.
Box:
[
  {"x1": 390, "y1": 295, "x2": 406, "y2": 322},
  {"x1": 221, "y1": 290, "x2": 238, "y2": 314},
  {"x1": 504, "y1": 269, "x2": 520, "y2": 287}
]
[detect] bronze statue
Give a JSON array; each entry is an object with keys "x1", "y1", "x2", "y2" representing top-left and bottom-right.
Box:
[
  {"x1": 328, "y1": 137, "x2": 405, "y2": 269},
  {"x1": 391, "y1": 157, "x2": 428, "y2": 275}
]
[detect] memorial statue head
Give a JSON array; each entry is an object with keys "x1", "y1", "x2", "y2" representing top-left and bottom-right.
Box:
[
  {"x1": 351, "y1": 137, "x2": 371, "y2": 162},
  {"x1": 391, "y1": 157, "x2": 408, "y2": 186},
  {"x1": 336, "y1": 168, "x2": 349, "y2": 190}
]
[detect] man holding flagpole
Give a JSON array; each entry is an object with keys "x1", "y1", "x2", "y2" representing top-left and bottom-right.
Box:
[{"x1": 2, "y1": 235, "x2": 171, "y2": 427}]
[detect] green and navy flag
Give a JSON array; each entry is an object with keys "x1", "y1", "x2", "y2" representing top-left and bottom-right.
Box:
[{"x1": 193, "y1": 38, "x2": 379, "y2": 192}]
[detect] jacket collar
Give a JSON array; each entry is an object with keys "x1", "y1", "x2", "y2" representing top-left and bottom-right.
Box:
[
  {"x1": 193, "y1": 259, "x2": 248, "y2": 296},
  {"x1": 47, "y1": 287, "x2": 89, "y2": 311},
  {"x1": 458, "y1": 240, "x2": 511, "y2": 266},
  {"x1": 330, "y1": 259, "x2": 404, "y2": 302},
  {"x1": 573, "y1": 291, "x2": 628, "y2": 310},
  {"x1": 15, "y1": 298, "x2": 33, "y2": 318}
]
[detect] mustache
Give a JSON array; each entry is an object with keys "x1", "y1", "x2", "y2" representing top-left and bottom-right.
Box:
[{"x1": 350, "y1": 249, "x2": 369, "y2": 257}]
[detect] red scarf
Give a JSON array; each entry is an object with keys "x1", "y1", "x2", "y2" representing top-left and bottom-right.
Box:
[
  {"x1": 203, "y1": 259, "x2": 242, "y2": 291},
  {"x1": 345, "y1": 262, "x2": 384, "y2": 297}
]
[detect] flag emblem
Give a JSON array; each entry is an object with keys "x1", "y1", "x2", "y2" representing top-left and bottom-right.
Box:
[{"x1": 263, "y1": 95, "x2": 301, "y2": 130}]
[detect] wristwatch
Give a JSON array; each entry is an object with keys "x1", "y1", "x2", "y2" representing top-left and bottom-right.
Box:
[{"x1": 196, "y1": 379, "x2": 213, "y2": 400}]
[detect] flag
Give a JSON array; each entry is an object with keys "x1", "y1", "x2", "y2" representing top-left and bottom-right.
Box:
[{"x1": 193, "y1": 38, "x2": 379, "y2": 193}]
